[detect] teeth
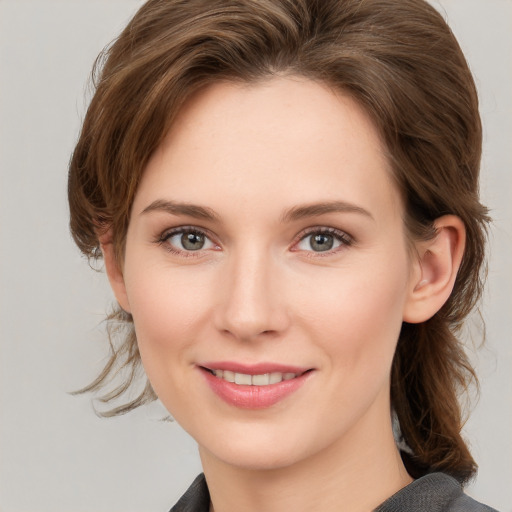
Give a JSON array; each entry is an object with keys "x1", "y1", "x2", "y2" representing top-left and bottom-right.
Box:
[
  {"x1": 234, "y1": 373, "x2": 252, "y2": 385},
  {"x1": 211, "y1": 370, "x2": 298, "y2": 386},
  {"x1": 269, "y1": 372, "x2": 282, "y2": 384},
  {"x1": 252, "y1": 373, "x2": 270, "y2": 385},
  {"x1": 223, "y1": 370, "x2": 235, "y2": 382}
]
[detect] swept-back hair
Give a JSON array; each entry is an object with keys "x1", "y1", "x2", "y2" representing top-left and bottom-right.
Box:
[{"x1": 68, "y1": 0, "x2": 489, "y2": 483}]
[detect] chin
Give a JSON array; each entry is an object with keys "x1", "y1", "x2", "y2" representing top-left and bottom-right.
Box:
[
  {"x1": 207, "y1": 443, "x2": 306, "y2": 472},
  {"x1": 196, "y1": 419, "x2": 326, "y2": 472}
]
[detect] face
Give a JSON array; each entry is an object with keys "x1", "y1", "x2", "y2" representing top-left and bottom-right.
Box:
[{"x1": 115, "y1": 77, "x2": 419, "y2": 471}]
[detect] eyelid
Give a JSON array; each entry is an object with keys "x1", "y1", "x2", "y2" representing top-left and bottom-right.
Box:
[
  {"x1": 153, "y1": 224, "x2": 353, "y2": 257},
  {"x1": 155, "y1": 225, "x2": 220, "y2": 257},
  {"x1": 290, "y1": 226, "x2": 354, "y2": 254}
]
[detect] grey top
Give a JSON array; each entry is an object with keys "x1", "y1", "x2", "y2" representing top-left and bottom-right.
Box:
[
  {"x1": 374, "y1": 473, "x2": 498, "y2": 512},
  {"x1": 170, "y1": 472, "x2": 498, "y2": 512}
]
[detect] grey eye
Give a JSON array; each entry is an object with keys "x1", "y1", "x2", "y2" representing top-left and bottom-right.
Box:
[
  {"x1": 166, "y1": 230, "x2": 215, "y2": 252},
  {"x1": 296, "y1": 230, "x2": 348, "y2": 253},
  {"x1": 309, "y1": 233, "x2": 335, "y2": 252},
  {"x1": 181, "y1": 232, "x2": 205, "y2": 251}
]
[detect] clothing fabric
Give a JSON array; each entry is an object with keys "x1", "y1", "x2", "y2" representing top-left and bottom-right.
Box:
[
  {"x1": 170, "y1": 474, "x2": 210, "y2": 512},
  {"x1": 169, "y1": 472, "x2": 498, "y2": 512},
  {"x1": 374, "y1": 473, "x2": 498, "y2": 512}
]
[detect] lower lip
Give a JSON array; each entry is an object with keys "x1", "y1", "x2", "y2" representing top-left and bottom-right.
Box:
[{"x1": 200, "y1": 368, "x2": 312, "y2": 409}]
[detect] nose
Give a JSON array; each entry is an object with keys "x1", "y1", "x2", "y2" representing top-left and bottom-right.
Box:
[{"x1": 213, "y1": 248, "x2": 290, "y2": 342}]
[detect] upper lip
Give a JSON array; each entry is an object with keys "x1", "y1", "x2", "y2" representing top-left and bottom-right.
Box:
[{"x1": 199, "y1": 361, "x2": 312, "y2": 375}]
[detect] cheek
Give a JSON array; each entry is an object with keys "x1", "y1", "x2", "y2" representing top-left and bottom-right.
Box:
[
  {"x1": 122, "y1": 263, "x2": 212, "y2": 377},
  {"x1": 296, "y1": 253, "x2": 409, "y2": 368}
]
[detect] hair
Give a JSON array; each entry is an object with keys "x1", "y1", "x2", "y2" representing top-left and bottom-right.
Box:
[{"x1": 68, "y1": 0, "x2": 490, "y2": 484}]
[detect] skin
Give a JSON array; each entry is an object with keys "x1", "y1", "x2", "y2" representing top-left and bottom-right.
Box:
[{"x1": 102, "y1": 77, "x2": 465, "y2": 512}]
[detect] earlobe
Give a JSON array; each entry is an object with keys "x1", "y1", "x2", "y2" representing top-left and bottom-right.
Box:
[
  {"x1": 98, "y1": 230, "x2": 131, "y2": 313},
  {"x1": 403, "y1": 215, "x2": 465, "y2": 323}
]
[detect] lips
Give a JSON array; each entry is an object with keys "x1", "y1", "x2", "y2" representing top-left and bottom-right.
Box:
[
  {"x1": 210, "y1": 369, "x2": 299, "y2": 386},
  {"x1": 198, "y1": 362, "x2": 313, "y2": 409}
]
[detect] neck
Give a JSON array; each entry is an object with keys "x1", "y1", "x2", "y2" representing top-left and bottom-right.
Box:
[{"x1": 199, "y1": 408, "x2": 412, "y2": 512}]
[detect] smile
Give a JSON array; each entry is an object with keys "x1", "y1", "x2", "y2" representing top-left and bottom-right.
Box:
[
  {"x1": 209, "y1": 369, "x2": 299, "y2": 386},
  {"x1": 199, "y1": 364, "x2": 314, "y2": 409}
]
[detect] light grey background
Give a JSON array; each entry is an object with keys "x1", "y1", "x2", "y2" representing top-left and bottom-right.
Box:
[{"x1": 0, "y1": 1, "x2": 510, "y2": 511}]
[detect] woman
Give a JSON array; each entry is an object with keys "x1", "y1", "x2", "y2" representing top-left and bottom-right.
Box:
[{"x1": 68, "y1": 0, "x2": 496, "y2": 510}]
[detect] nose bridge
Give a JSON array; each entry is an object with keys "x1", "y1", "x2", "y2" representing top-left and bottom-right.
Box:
[{"x1": 215, "y1": 243, "x2": 287, "y2": 340}]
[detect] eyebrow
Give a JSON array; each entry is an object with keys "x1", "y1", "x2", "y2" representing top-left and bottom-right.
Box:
[
  {"x1": 141, "y1": 199, "x2": 219, "y2": 221},
  {"x1": 141, "y1": 199, "x2": 373, "y2": 223},
  {"x1": 280, "y1": 201, "x2": 374, "y2": 222}
]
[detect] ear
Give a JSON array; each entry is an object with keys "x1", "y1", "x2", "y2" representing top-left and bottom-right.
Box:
[
  {"x1": 403, "y1": 215, "x2": 465, "y2": 323},
  {"x1": 98, "y1": 230, "x2": 131, "y2": 313}
]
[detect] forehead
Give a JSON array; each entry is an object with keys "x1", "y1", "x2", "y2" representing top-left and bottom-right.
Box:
[{"x1": 134, "y1": 76, "x2": 402, "y2": 223}]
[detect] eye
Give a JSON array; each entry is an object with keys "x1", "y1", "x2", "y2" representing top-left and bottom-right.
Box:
[
  {"x1": 294, "y1": 228, "x2": 352, "y2": 253},
  {"x1": 159, "y1": 227, "x2": 217, "y2": 254}
]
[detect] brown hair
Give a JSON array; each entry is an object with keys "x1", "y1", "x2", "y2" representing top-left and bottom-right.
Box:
[{"x1": 68, "y1": 0, "x2": 489, "y2": 483}]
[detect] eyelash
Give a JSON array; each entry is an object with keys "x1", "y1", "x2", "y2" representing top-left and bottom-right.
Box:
[
  {"x1": 155, "y1": 225, "x2": 353, "y2": 257},
  {"x1": 291, "y1": 227, "x2": 353, "y2": 257},
  {"x1": 156, "y1": 226, "x2": 219, "y2": 258}
]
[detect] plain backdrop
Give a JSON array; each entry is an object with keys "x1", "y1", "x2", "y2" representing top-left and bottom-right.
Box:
[{"x1": 0, "y1": 1, "x2": 511, "y2": 511}]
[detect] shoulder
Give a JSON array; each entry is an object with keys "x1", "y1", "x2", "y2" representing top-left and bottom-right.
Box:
[
  {"x1": 375, "y1": 473, "x2": 499, "y2": 512},
  {"x1": 169, "y1": 474, "x2": 210, "y2": 512},
  {"x1": 171, "y1": 472, "x2": 499, "y2": 512}
]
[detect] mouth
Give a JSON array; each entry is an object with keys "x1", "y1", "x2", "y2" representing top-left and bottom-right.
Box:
[
  {"x1": 201, "y1": 367, "x2": 310, "y2": 386},
  {"x1": 198, "y1": 363, "x2": 314, "y2": 409}
]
